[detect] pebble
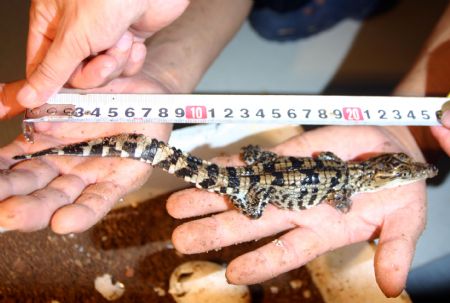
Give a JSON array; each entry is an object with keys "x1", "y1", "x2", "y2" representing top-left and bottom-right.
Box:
[
  {"x1": 289, "y1": 279, "x2": 303, "y2": 290},
  {"x1": 94, "y1": 274, "x2": 125, "y2": 301}
]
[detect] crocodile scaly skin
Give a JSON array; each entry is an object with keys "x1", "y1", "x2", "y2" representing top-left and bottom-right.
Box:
[{"x1": 14, "y1": 133, "x2": 438, "y2": 218}]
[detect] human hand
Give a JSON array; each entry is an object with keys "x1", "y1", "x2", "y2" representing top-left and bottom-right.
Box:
[
  {"x1": 167, "y1": 126, "x2": 428, "y2": 298},
  {"x1": 0, "y1": 74, "x2": 171, "y2": 234},
  {"x1": 17, "y1": 0, "x2": 189, "y2": 107}
]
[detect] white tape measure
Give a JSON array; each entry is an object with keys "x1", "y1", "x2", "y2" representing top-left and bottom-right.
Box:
[{"x1": 23, "y1": 93, "x2": 448, "y2": 141}]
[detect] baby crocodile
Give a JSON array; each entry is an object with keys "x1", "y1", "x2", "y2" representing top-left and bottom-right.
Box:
[{"x1": 13, "y1": 133, "x2": 438, "y2": 218}]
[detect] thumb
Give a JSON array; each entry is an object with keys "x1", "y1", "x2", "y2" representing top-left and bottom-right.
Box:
[
  {"x1": 441, "y1": 110, "x2": 450, "y2": 128},
  {"x1": 430, "y1": 123, "x2": 450, "y2": 156},
  {"x1": 18, "y1": 30, "x2": 89, "y2": 108}
]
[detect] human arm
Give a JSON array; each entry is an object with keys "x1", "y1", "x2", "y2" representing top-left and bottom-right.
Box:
[
  {"x1": 394, "y1": 4, "x2": 450, "y2": 155},
  {"x1": 0, "y1": 0, "x2": 252, "y2": 233}
]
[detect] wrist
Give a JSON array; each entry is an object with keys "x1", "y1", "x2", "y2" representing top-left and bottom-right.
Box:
[
  {"x1": 138, "y1": 0, "x2": 252, "y2": 94},
  {"x1": 141, "y1": 56, "x2": 192, "y2": 94}
]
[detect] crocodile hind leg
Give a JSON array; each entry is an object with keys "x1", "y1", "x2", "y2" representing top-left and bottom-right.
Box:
[
  {"x1": 325, "y1": 188, "x2": 353, "y2": 213},
  {"x1": 229, "y1": 184, "x2": 276, "y2": 219},
  {"x1": 241, "y1": 145, "x2": 279, "y2": 165},
  {"x1": 228, "y1": 192, "x2": 249, "y2": 216},
  {"x1": 316, "y1": 151, "x2": 345, "y2": 164}
]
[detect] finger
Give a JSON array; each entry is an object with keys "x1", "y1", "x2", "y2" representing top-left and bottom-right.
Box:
[
  {"x1": 0, "y1": 81, "x2": 25, "y2": 119},
  {"x1": 441, "y1": 110, "x2": 450, "y2": 128},
  {"x1": 196, "y1": 196, "x2": 381, "y2": 284},
  {"x1": 225, "y1": 210, "x2": 360, "y2": 285},
  {"x1": 430, "y1": 123, "x2": 450, "y2": 155},
  {"x1": 172, "y1": 205, "x2": 296, "y2": 254},
  {"x1": 375, "y1": 195, "x2": 426, "y2": 297},
  {"x1": 122, "y1": 42, "x2": 147, "y2": 77},
  {"x1": 18, "y1": 26, "x2": 89, "y2": 107},
  {"x1": 0, "y1": 158, "x2": 59, "y2": 201},
  {"x1": 68, "y1": 55, "x2": 117, "y2": 89},
  {"x1": 166, "y1": 189, "x2": 231, "y2": 218},
  {"x1": 225, "y1": 227, "x2": 326, "y2": 284},
  {"x1": 69, "y1": 31, "x2": 133, "y2": 89},
  {"x1": 0, "y1": 174, "x2": 85, "y2": 232},
  {"x1": 50, "y1": 181, "x2": 125, "y2": 234}
]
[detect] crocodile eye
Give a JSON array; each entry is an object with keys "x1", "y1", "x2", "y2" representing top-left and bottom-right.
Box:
[{"x1": 397, "y1": 172, "x2": 409, "y2": 178}]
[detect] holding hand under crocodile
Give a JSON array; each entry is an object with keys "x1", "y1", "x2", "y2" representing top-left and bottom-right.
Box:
[{"x1": 13, "y1": 133, "x2": 438, "y2": 219}]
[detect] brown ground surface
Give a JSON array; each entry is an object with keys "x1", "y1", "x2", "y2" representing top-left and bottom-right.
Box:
[{"x1": 0, "y1": 194, "x2": 324, "y2": 302}]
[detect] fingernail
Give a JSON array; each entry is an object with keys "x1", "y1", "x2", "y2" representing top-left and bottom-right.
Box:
[
  {"x1": 442, "y1": 110, "x2": 450, "y2": 128},
  {"x1": 17, "y1": 84, "x2": 37, "y2": 107},
  {"x1": 116, "y1": 32, "x2": 132, "y2": 52},
  {"x1": 100, "y1": 61, "x2": 116, "y2": 78}
]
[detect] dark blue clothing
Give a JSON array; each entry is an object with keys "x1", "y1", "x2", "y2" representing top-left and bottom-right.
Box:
[
  {"x1": 249, "y1": 0, "x2": 394, "y2": 41},
  {"x1": 407, "y1": 254, "x2": 450, "y2": 303}
]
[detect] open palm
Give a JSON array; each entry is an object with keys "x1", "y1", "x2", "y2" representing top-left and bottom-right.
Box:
[
  {"x1": 167, "y1": 125, "x2": 429, "y2": 298},
  {"x1": 0, "y1": 76, "x2": 171, "y2": 233}
]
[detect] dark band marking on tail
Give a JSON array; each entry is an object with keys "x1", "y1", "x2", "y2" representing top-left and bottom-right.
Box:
[
  {"x1": 140, "y1": 139, "x2": 159, "y2": 162},
  {"x1": 169, "y1": 148, "x2": 184, "y2": 166},
  {"x1": 122, "y1": 141, "x2": 138, "y2": 155},
  {"x1": 198, "y1": 163, "x2": 219, "y2": 188},
  {"x1": 175, "y1": 167, "x2": 193, "y2": 178},
  {"x1": 187, "y1": 155, "x2": 203, "y2": 166},
  {"x1": 88, "y1": 143, "x2": 105, "y2": 155},
  {"x1": 62, "y1": 142, "x2": 89, "y2": 155},
  {"x1": 154, "y1": 144, "x2": 176, "y2": 170}
]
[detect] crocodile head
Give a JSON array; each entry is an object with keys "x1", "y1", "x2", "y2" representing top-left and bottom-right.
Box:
[{"x1": 353, "y1": 153, "x2": 438, "y2": 192}]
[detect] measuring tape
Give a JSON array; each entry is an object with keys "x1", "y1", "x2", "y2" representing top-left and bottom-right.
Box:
[{"x1": 23, "y1": 93, "x2": 448, "y2": 141}]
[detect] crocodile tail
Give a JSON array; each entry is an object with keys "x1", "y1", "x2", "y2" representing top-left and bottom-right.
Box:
[
  {"x1": 146, "y1": 138, "x2": 221, "y2": 189},
  {"x1": 13, "y1": 134, "x2": 150, "y2": 160},
  {"x1": 13, "y1": 133, "x2": 223, "y2": 190},
  {"x1": 13, "y1": 147, "x2": 62, "y2": 160}
]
